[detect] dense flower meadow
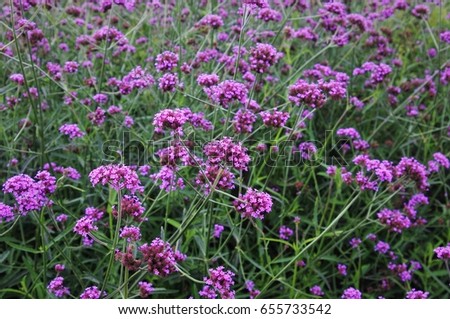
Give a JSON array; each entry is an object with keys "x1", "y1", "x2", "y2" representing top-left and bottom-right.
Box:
[{"x1": 0, "y1": 0, "x2": 449, "y2": 299}]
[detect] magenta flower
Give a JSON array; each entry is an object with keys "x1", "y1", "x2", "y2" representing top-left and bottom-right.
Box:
[
  {"x1": 234, "y1": 188, "x2": 273, "y2": 220},
  {"x1": 59, "y1": 123, "x2": 85, "y2": 140},
  {"x1": 89, "y1": 164, "x2": 143, "y2": 193},
  {"x1": 249, "y1": 43, "x2": 282, "y2": 74},
  {"x1": 310, "y1": 285, "x2": 324, "y2": 296},
  {"x1": 155, "y1": 51, "x2": 179, "y2": 72},
  {"x1": 406, "y1": 289, "x2": 429, "y2": 299},
  {"x1": 341, "y1": 287, "x2": 362, "y2": 299},
  {"x1": 47, "y1": 276, "x2": 70, "y2": 298},
  {"x1": 80, "y1": 286, "x2": 106, "y2": 299},
  {"x1": 434, "y1": 243, "x2": 450, "y2": 260},
  {"x1": 199, "y1": 266, "x2": 235, "y2": 299},
  {"x1": 120, "y1": 225, "x2": 142, "y2": 242},
  {"x1": 138, "y1": 238, "x2": 186, "y2": 276},
  {"x1": 138, "y1": 281, "x2": 154, "y2": 298}
]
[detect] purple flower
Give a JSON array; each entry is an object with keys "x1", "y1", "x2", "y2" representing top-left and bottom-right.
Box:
[
  {"x1": 337, "y1": 264, "x2": 347, "y2": 276},
  {"x1": 63, "y1": 61, "x2": 79, "y2": 73},
  {"x1": 158, "y1": 73, "x2": 178, "y2": 92},
  {"x1": 249, "y1": 43, "x2": 282, "y2": 74},
  {"x1": 197, "y1": 73, "x2": 220, "y2": 87},
  {"x1": 155, "y1": 51, "x2": 178, "y2": 72},
  {"x1": 0, "y1": 202, "x2": 14, "y2": 223},
  {"x1": 195, "y1": 14, "x2": 224, "y2": 29},
  {"x1": 59, "y1": 123, "x2": 85, "y2": 140},
  {"x1": 88, "y1": 107, "x2": 106, "y2": 126},
  {"x1": 341, "y1": 287, "x2": 362, "y2": 299},
  {"x1": 260, "y1": 109, "x2": 290, "y2": 128},
  {"x1": 288, "y1": 79, "x2": 327, "y2": 108},
  {"x1": 80, "y1": 286, "x2": 106, "y2": 299},
  {"x1": 9, "y1": 73, "x2": 25, "y2": 85},
  {"x1": 377, "y1": 209, "x2": 411, "y2": 233},
  {"x1": 257, "y1": 8, "x2": 283, "y2": 22},
  {"x1": 120, "y1": 66, "x2": 155, "y2": 94},
  {"x1": 138, "y1": 281, "x2": 154, "y2": 298},
  {"x1": 150, "y1": 166, "x2": 185, "y2": 192},
  {"x1": 73, "y1": 216, "x2": 97, "y2": 237},
  {"x1": 245, "y1": 280, "x2": 260, "y2": 299},
  {"x1": 233, "y1": 109, "x2": 256, "y2": 133},
  {"x1": 89, "y1": 164, "x2": 143, "y2": 193},
  {"x1": 434, "y1": 243, "x2": 450, "y2": 260},
  {"x1": 120, "y1": 225, "x2": 142, "y2": 242},
  {"x1": 54, "y1": 264, "x2": 65, "y2": 272},
  {"x1": 207, "y1": 80, "x2": 248, "y2": 107},
  {"x1": 47, "y1": 276, "x2": 70, "y2": 298},
  {"x1": 337, "y1": 128, "x2": 360, "y2": 140},
  {"x1": 234, "y1": 188, "x2": 273, "y2": 220},
  {"x1": 411, "y1": 4, "x2": 430, "y2": 19},
  {"x1": 213, "y1": 224, "x2": 225, "y2": 238},
  {"x1": 114, "y1": 195, "x2": 146, "y2": 222},
  {"x1": 2, "y1": 172, "x2": 56, "y2": 215},
  {"x1": 279, "y1": 225, "x2": 294, "y2": 240},
  {"x1": 195, "y1": 165, "x2": 236, "y2": 194},
  {"x1": 406, "y1": 289, "x2": 429, "y2": 299},
  {"x1": 374, "y1": 241, "x2": 390, "y2": 254},
  {"x1": 204, "y1": 137, "x2": 250, "y2": 171},
  {"x1": 310, "y1": 285, "x2": 324, "y2": 296},
  {"x1": 138, "y1": 238, "x2": 185, "y2": 276},
  {"x1": 199, "y1": 266, "x2": 235, "y2": 299},
  {"x1": 153, "y1": 108, "x2": 187, "y2": 135},
  {"x1": 349, "y1": 237, "x2": 362, "y2": 248},
  {"x1": 298, "y1": 142, "x2": 317, "y2": 160}
]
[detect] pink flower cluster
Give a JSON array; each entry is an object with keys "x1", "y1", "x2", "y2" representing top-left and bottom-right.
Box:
[
  {"x1": 2, "y1": 172, "x2": 56, "y2": 215},
  {"x1": 89, "y1": 164, "x2": 143, "y2": 193},
  {"x1": 138, "y1": 238, "x2": 186, "y2": 276},
  {"x1": 233, "y1": 188, "x2": 273, "y2": 220},
  {"x1": 199, "y1": 266, "x2": 235, "y2": 299}
]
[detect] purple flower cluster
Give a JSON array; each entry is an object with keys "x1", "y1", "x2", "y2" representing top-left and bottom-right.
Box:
[
  {"x1": 341, "y1": 287, "x2": 362, "y2": 299},
  {"x1": 249, "y1": 43, "x2": 282, "y2": 73},
  {"x1": 260, "y1": 109, "x2": 290, "y2": 127},
  {"x1": 150, "y1": 166, "x2": 185, "y2": 193},
  {"x1": 47, "y1": 276, "x2": 70, "y2": 298},
  {"x1": 153, "y1": 108, "x2": 212, "y2": 136},
  {"x1": 80, "y1": 286, "x2": 106, "y2": 299},
  {"x1": 2, "y1": 172, "x2": 56, "y2": 215},
  {"x1": 114, "y1": 195, "x2": 146, "y2": 222},
  {"x1": 195, "y1": 14, "x2": 224, "y2": 29},
  {"x1": 310, "y1": 285, "x2": 324, "y2": 296},
  {"x1": 118, "y1": 66, "x2": 155, "y2": 94},
  {"x1": 233, "y1": 109, "x2": 257, "y2": 133},
  {"x1": 279, "y1": 225, "x2": 294, "y2": 240},
  {"x1": 203, "y1": 137, "x2": 250, "y2": 171},
  {"x1": 158, "y1": 73, "x2": 178, "y2": 92},
  {"x1": 59, "y1": 123, "x2": 85, "y2": 140},
  {"x1": 120, "y1": 225, "x2": 142, "y2": 242},
  {"x1": 233, "y1": 188, "x2": 273, "y2": 220},
  {"x1": 89, "y1": 164, "x2": 143, "y2": 193},
  {"x1": 138, "y1": 281, "x2": 154, "y2": 298},
  {"x1": 406, "y1": 289, "x2": 429, "y2": 299},
  {"x1": 288, "y1": 79, "x2": 327, "y2": 108},
  {"x1": 197, "y1": 73, "x2": 220, "y2": 87},
  {"x1": 353, "y1": 62, "x2": 392, "y2": 87},
  {"x1": 434, "y1": 243, "x2": 450, "y2": 260},
  {"x1": 0, "y1": 202, "x2": 14, "y2": 223},
  {"x1": 155, "y1": 51, "x2": 179, "y2": 72},
  {"x1": 207, "y1": 80, "x2": 249, "y2": 107},
  {"x1": 199, "y1": 266, "x2": 235, "y2": 299},
  {"x1": 213, "y1": 224, "x2": 225, "y2": 238},
  {"x1": 245, "y1": 280, "x2": 260, "y2": 299},
  {"x1": 138, "y1": 238, "x2": 186, "y2": 276}
]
